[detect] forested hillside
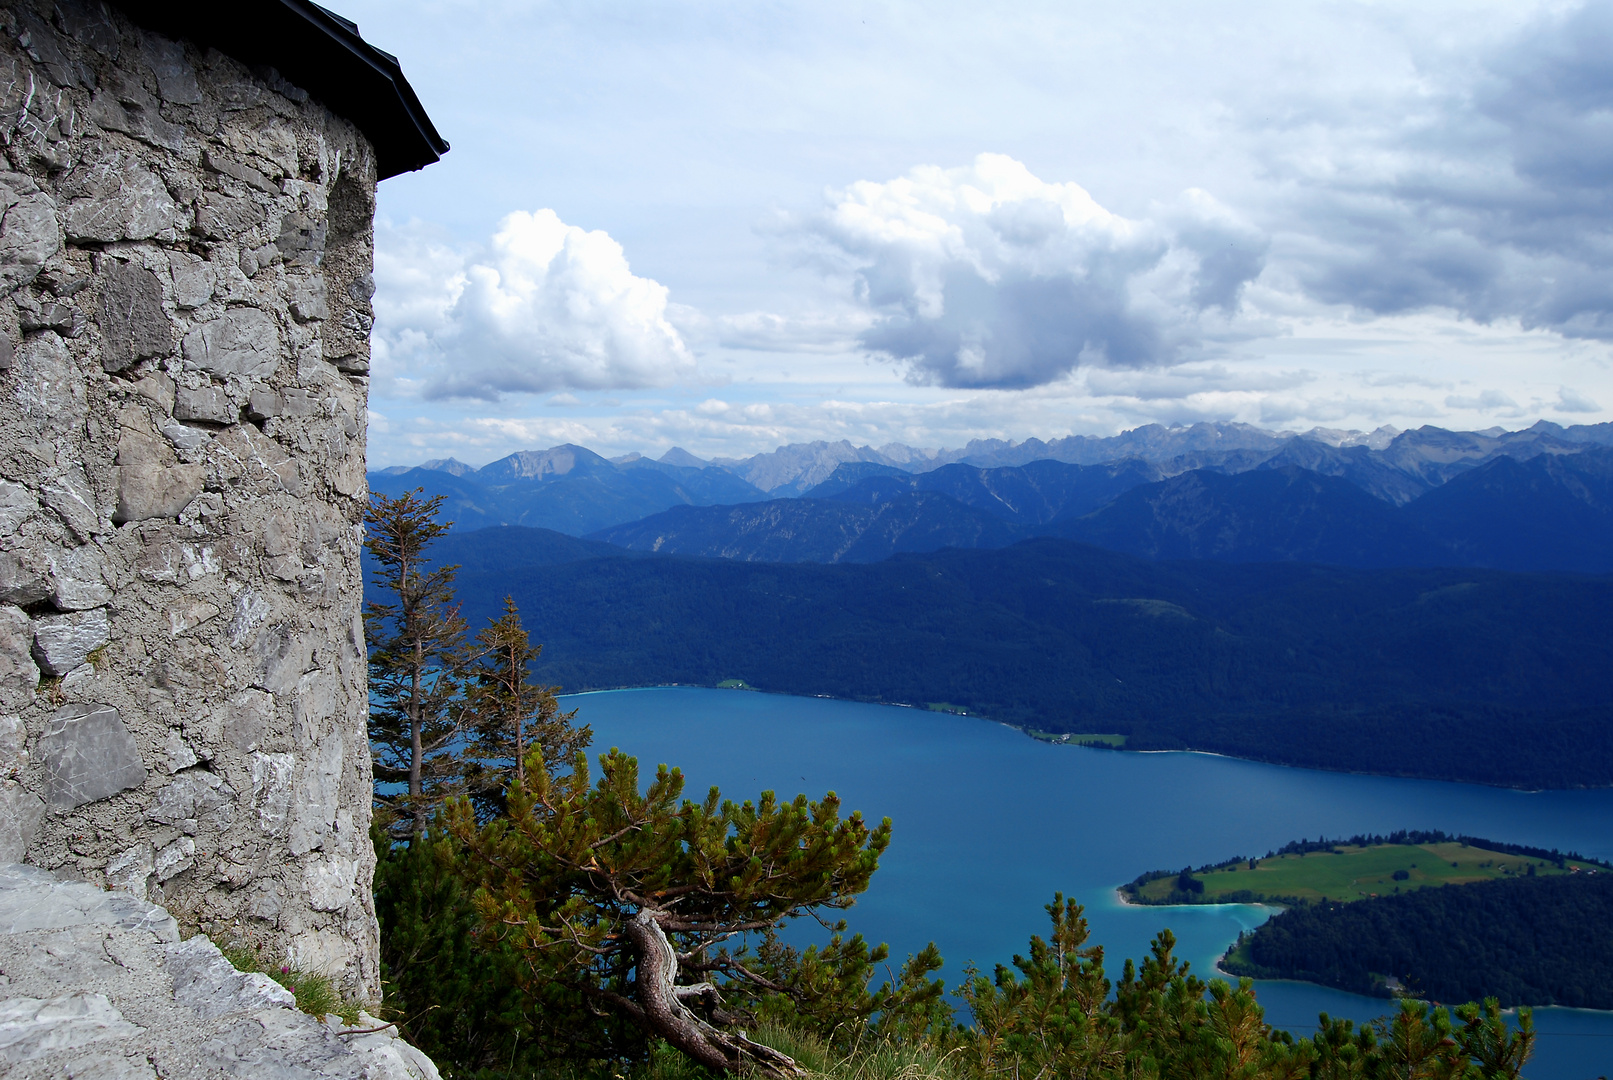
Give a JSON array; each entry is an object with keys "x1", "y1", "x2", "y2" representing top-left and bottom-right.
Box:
[
  {"x1": 432, "y1": 534, "x2": 1613, "y2": 788},
  {"x1": 1221, "y1": 873, "x2": 1613, "y2": 1008}
]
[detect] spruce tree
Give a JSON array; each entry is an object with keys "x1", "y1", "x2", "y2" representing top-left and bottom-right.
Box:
[
  {"x1": 462, "y1": 595, "x2": 592, "y2": 819},
  {"x1": 365, "y1": 489, "x2": 470, "y2": 839}
]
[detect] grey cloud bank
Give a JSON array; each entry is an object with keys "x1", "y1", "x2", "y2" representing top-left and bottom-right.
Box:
[{"x1": 1265, "y1": 2, "x2": 1613, "y2": 341}]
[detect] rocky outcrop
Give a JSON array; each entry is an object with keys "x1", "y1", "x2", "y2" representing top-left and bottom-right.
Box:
[
  {"x1": 0, "y1": 1, "x2": 381, "y2": 993},
  {"x1": 0, "y1": 863, "x2": 439, "y2": 1079}
]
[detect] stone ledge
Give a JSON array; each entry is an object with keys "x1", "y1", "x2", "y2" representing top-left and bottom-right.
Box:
[{"x1": 0, "y1": 864, "x2": 439, "y2": 1079}]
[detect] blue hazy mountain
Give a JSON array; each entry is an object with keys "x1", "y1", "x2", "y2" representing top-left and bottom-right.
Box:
[
  {"x1": 1400, "y1": 446, "x2": 1613, "y2": 573},
  {"x1": 590, "y1": 459, "x2": 1165, "y2": 562},
  {"x1": 809, "y1": 458, "x2": 1164, "y2": 523},
  {"x1": 590, "y1": 450, "x2": 1613, "y2": 572},
  {"x1": 598, "y1": 464, "x2": 1441, "y2": 568},
  {"x1": 370, "y1": 424, "x2": 1613, "y2": 567},
  {"x1": 368, "y1": 443, "x2": 767, "y2": 535},
  {"x1": 592, "y1": 492, "x2": 1018, "y2": 563},
  {"x1": 1047, "y1": 466, "x2": 1451, "y2": 567},
  {"x1": 419, "y1": 525, "x2": 644, "y2": 574},
  {"x1": 698, "y1": 419, "x2": 1613, "y2": 494}
]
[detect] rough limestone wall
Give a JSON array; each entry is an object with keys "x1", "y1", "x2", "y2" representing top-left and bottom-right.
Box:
[
  {"x1": 0, "y1": 1, "x2": 380, "y2": 995},
  {"x1": 0, "y1": 863, "x2": 440, "y2": 1079}
]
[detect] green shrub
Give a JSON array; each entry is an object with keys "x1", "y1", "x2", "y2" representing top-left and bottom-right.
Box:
[{"x1": 373, "y1": 830, "x2": 631, "y2": 1078}]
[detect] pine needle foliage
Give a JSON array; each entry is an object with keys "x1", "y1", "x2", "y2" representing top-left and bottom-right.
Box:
[
  {"x1": 953, "y1": 899, "x2": 1535, "y2": 1080},
  {"x1": 373, "y1": 829, "x2": 622, "y2": 1077},
  {"x1": 365, "y1": 489, "x2": 471, "y2": 839},
  {"x1": 445, "y1": 746, "x2": 930, "y2": 1077},
  {"x1": 738, "y1": 928, "x2": 950, "y2": 1052},
  {"x1": 462, "y1": 596, "x2": 591, "y2": 821}
]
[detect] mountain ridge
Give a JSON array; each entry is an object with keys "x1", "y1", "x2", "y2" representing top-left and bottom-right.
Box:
[
  {"x1": 588, "y1": 448, "x2": 1613, "y2": 573},
  {"x1": 367, "y1": 422, "x2": 1613, "y2": 560},
  {"x1": 373, "y1": 419, "x2": 1613, "y2": 498}
]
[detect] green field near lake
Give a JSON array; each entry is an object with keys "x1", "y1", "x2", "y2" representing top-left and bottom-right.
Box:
[
  {"x1": 1028, "y1": 730, "x2": 1128, "y2": 748},
  {"x1": 1130, "y1": 841, "x2": 1601, "y2": 905}
]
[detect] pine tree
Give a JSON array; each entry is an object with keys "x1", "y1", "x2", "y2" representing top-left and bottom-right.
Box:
[
  {"x1": 365, "y1": 489, "x2": 470, "y2": 839},
  {"x1": 462, "y1": 596, "x2": 591, "y2": 820},
  {"x1": 1454, "y1": 998, "x2": 1534, "y2": 1080},
  {"x1": 446, "y1": 747, "x2": 910, "y2": 1078}
]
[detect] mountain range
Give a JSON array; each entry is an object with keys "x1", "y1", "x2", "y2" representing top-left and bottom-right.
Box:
[
  {"x1": 365, "y1": 420, "x2": 1613, "y2": 790},
  {"x1": 368, "y1": 420, "x2": 1613, "y2": 573},
  {"x1": 369, "y1": 444, "x2": 766, "y2": 535},
  {"x1": 593, "y1": 447, "x2": 1613, "y2": 573},
  {"x1": 698, "y1": 419, "x2": 1613, "y2": 498}
]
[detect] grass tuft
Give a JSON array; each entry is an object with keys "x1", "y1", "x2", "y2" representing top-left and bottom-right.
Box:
[
  {"x1": 220, "y1": 942, "x2": 363, "y2": 1025},
  {"x1": 751, "y1": 1022, "x2": 967, "y2": 1080}
]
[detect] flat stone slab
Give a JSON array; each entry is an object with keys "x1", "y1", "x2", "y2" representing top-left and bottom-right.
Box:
[
  {"x1": 38, "y1": 704, "x2": 147, "y2": 809},
  {"x1": 0, "y1": 864, "x2": 441, "y2": 1078},
  {"x1": 31, "y1": 608, "x2": 110, "y2": 677}
]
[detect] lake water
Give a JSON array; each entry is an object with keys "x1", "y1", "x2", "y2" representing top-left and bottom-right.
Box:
[{"x1": 564, "y1": 686, "x2": 1613, "y2": 1080}]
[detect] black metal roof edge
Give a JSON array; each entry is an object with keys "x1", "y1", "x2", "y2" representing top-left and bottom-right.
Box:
[
  {"x1": 108, "y1": 0, "x2": 449, "y2": 179},
  {"x1": 289, "y1": 0, "x2": 450, "y2": 168}
]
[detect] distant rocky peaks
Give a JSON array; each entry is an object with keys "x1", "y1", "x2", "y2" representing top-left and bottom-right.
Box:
[
  {"x1": 419, "y1": 456, "x2": 475, "y2": 476},
  {"x1": 477, "y1": 444, "x2": 611, "y2": 483},
  {"x1": 715, "y1": 439, "x2": 913, "y2": 496},
  {"x1": 657, "y1": 446, "x2": 708, "y2": 468},
  {"x1": 1302, "y1": 425, "x2": 1401, "y2": 450},
  {"x1": 374, "y1": 419, "x2": 1613, "y2": 495}
]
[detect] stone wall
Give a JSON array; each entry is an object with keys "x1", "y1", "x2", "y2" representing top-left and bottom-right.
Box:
[{"x1": 0, "y1": 0, "x2": 380, "y2": 995}]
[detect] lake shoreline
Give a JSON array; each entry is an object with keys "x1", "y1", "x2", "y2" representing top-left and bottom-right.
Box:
[
  {"x1": 572, "y1": 686, "x2": 1613, "y2": 1078},
  {"x1": 560, "y1": 683, "x2": 1593, "y2": 793}
]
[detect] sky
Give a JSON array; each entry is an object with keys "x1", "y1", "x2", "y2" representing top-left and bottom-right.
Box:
[{"x1": 342, "y1": 0, "x2": 1613, "y2": 468}]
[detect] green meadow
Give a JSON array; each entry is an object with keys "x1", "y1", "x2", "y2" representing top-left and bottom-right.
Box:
[{"x1": 1129, "y1": 841, "x2": 1601, "y2": 906}]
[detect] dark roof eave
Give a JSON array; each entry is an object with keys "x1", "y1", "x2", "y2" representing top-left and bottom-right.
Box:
[{"x1": 111, "y1": 0, "x2": 449, "y2": 180}]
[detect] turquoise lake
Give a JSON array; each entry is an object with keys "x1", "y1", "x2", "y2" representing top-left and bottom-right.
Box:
[{"x1": 563, "y1": 686, "x2": 1613, "y2": 1080}]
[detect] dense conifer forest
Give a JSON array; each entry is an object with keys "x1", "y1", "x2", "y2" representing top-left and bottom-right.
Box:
[
  {"x1": 428, "y1": 534, "x2": 1613, "y2": 788},
  {"x1": 1221, "y1": 873, "x2": 1613, "y2": 1009}
]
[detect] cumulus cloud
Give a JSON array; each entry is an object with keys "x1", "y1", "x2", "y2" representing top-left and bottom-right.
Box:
[
  {"x1": 799, "y1": 153, "x2": 1267, "y2": 390},
  {"x1": 374, "y1": 210, "x2": 694, "y2": 400},
  {"x1": 1260, "y1": 2, "x2": 1613, "y2": 341}
]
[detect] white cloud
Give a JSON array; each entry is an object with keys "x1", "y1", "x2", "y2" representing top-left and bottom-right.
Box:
[
  {"x1": 358, "y1": 1, "x2": 1613, "y2": 467},
  {"x1": 1445, "y1": 389, "x2": 1523, "y2": 415},
  {"x1": 792, "y1": 153, "x2": 1266, "y2": 389},
  {"x1": 1556, "y1": 386, "x2": 1602, "y2": 413},
  {"x1": 373, "y1": 211, "x2": 694, "y2": 401},
  {"x1": 1084, "y1": 364, "x2": 1313, "y2": 402}
]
